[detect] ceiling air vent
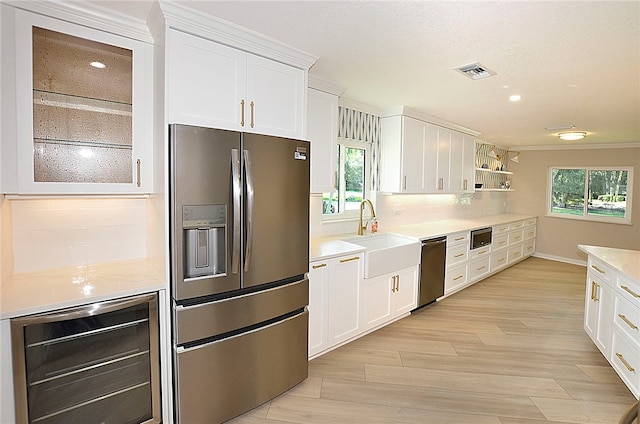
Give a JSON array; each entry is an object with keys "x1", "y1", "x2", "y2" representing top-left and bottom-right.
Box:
[{"x1": 455, "y1": 62, "x2": 496, "y2": 80}]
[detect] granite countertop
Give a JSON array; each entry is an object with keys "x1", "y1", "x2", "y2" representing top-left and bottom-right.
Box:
[
  {"x1": 578, "y1": 245, "x2": 640, "y2": 283},
  {"x1": 310, "y1": 213, "x2": 536, "y2": 261},
  {"x1": 0, "y1": 259, "x2": 165, "y2": 320}
]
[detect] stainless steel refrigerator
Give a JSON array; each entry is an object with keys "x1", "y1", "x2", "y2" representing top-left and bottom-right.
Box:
[{"x1": 169, "y1": 124, "x2": 310, "y2": 423}]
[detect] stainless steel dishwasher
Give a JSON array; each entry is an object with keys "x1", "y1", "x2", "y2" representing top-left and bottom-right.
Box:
[{"x1": 416, "y1": 236, "x2": 447, "y2": 308}]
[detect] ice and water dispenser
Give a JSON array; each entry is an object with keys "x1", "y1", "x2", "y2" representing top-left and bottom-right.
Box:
[{"x1": 183, "y1": 205, "x2": 226, "y2": 279}]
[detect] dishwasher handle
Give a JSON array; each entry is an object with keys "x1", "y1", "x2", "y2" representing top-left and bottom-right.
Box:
[{"x1": 421, "y1": 237, "x2": 447, "y2": 247}]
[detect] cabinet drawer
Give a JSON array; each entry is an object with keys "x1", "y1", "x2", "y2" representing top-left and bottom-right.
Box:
[
  {"x1": 447, "y1": 231, "x2": 469, "y2": 246},
  {"x1": 509, "y1": 221, "x2": 525, "y2": 230},
  {"x1": 617, "y1": 275, "x2": 640, "y2": 309},
  {"x1": 470, "y1": 246, "x2": 491, "y2": 260},
  {"x1": 508, "y1": 243, "x2": 523, "y2": 264},
  {"x1": 614, "y1": 295, "x2": 640, "y2": 346},
  {"x1": 492, "y1": 224, "x2": 509, "y2": 234},
  {"x1": 493, "y1": 233, "x2": 509, "y2": 251},
  {"x1": 447, "y1": 244, "x2": 468, "y2": 266},
  {"x1": 445, "y1": 263, "x2": 468, "y2": 293},
  {"x1": 468, "y1": 257, "x2": 490, "y2": 281},
  {"x1": 524, "y1": 226, "x2": 536, "y2": 240},
  {"x1": 491, "y1": 249, "x2": 508, "y2": 272},
  {"x1": 610, "y1": 330, "x2": 640, "y2": 397},
  {"x1": 588, "y1": 256, "x2": 615, "y2": 285},
  {"x1": 523, "y1": 239, "x2": 535, "y2": 256},
  {"x1": 508, "y1": 230, "x2": 524, "y2": 245},
  {"x1": 524, "y1": 218, "x2": 537, "y2": 227}
]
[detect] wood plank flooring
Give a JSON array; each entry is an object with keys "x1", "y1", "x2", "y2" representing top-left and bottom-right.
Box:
[{"x1": 229, "y1": 257, "x2": 636, "y2": 423}]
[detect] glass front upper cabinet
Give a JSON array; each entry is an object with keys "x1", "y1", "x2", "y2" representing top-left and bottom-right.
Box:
[{"x1": 13, "y1": 9, "x2": 152, "y2": 194}]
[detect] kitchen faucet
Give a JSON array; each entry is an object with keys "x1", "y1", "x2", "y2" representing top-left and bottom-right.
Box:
[{"x1": 358, "y1": 199, "x2": 376, "y2": 235}]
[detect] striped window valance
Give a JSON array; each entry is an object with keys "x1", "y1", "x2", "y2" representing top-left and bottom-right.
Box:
[{"x1": 338, "y1": 106, "x2": 380, "y2": 144}]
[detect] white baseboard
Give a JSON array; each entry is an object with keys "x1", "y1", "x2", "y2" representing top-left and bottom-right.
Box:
[{"x1": 532, "y1": 252, "x2": 586, "y2": 267}]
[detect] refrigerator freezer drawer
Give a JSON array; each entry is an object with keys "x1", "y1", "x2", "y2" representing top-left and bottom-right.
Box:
[
  {"x1": 176, "y1": 310, "x2": 308, "y2": 423},
  {"x1": 175, "y1": 278, "x2": 308, "y2": 345}
]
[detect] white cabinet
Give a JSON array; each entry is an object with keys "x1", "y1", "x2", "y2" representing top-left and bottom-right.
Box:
[
  {"x1": 308, "y1": 260, "x2": 330, "y2": 357},
  {"x1": 445, "y1": 231, "x2": 470, "y2": 295},
  {"x1": 308, "y1": 253, "x2": 363, "y2": 357},
  {"x1": 3, "y1": 8, "x2": 153, "y2": 194},
  {"x1": 380, "y1": 115, "x2": 475, "y2": 194},
  {"x1": 307, "y1": 88, "x2": 337, "y2": 193},
  {"x1": 584, "y1": 269, "x2": 614, "y2": 356},
  {"x1": 380, "y1": 116, "x2": 428, "y2": 193},
  {"x1": 167, "y1": 29, "x2": 305, "y2": 139},
  {"x1": 327, "y1": 255, "x2": 363, "y2": 346},
  {"x1": 363, "y1": 266, "x2": 418, "y2": 331}
]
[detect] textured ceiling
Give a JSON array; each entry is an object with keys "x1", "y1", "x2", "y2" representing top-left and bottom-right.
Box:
[{"x1": 91, "y1": 0, "x2": 640, "y2": 149}]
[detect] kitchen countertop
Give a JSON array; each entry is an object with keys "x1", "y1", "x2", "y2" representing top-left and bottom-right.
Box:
[
  {"x1": 578, "y1": 245, "x2": 640, "y2": 283},
  {"x1": 0, "y1": 259, "x2": 165, "y2": 320},
  {"x1": 310, "y1": 213, "x2": 535, "y2": 261}
]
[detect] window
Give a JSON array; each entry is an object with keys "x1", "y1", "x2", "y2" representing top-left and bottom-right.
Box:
[
  {"x1": 322, "y1": 140, "x2": 369, "y2": 218},
  {"x1": 548, "y1": 167, "x2": 633, "y2": 224}
]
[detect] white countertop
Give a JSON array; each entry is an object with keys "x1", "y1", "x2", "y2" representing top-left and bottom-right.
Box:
[
  {"x1": 578, "y1": 245, "x2": 640, "y2": 283},
  {"x1": 0, "y1": 259, "x2": 165, "y2": 320},
  {"x1": 310, "y1": 213, "x2": 535, "y2": 261}
]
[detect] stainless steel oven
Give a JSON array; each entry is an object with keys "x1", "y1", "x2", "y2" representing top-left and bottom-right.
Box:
[
  {"x1": 471, "y1": 227, "x2": 492, "y2": 250},
  {"x1": 10, "y1": 293, "x2": 161, "y2": 424}
]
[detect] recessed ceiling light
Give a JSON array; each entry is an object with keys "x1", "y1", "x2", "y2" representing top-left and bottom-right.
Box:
[
  {"x1": 509, "y1": 95, "x2": 521, "y2": 102},
  {"x1": 90, "y1": 61, "x2": 106, "y2": 69},
  {"x1": 558, "y1": 131, "x2": 587, "y2": 141}
]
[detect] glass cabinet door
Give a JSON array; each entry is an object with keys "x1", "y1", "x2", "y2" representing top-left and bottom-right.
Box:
[{"x1": 14, "y1": 9, "x2": 152, "y2": 194}]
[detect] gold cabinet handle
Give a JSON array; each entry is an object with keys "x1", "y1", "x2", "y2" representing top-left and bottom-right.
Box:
[
  {"x1": 240, "y1": 99, "x2": 245, "y2": 126},
  {"x1": 391, "y1": 275, "x2": 397, "y2": 293},
  {"x1": 591, "y1": 265, "x2": 605, "y2": 274},
  {"x1": 454, "y1": 253, "x2": 464, "y2": 258},
  {"x1": 621, "y1": 285, "x2": 640, "y2": 298},
  {"x1": 591, "y1": 281, "x2": 599, "y2": 302},
  {"x1": 250, "y1": 101, "x2": 255, "y2": 128},
  {"x1": 477, "y1": 250, "x2": 488, "y2": 255},
  {"x1": 403, "y1": 176, "x2": 407, "y2": 190},
  {"x1": 463, "y1": 179, "x2": 468, "y2": 190},
  {"x1": 499, "y1": 241, "x2": 507, "y2": 245},
  {"x1": 312, "y1": 263, "x2": 327, "y2": 269},
  {"x1": 618, "y1": 314, "x2": 638, "y2": 330},
  {"x1": 497, "y1": 258, "x2": 505, "y2": 263},
  {"x1": 136, "y1": 159, "x2": 141, "y2": 187},
  {"x1": 454, "y1": 237, "x2": 465, "y2": 241},
  {"x1": 453, "y1": 275, "x2": 463, "y2": 281},
  {"x1": 477, "y1": 266, "x2": 486, "y2": 271},
  {"x1": 615, "y1": 352, "x2": 635, "y2": 372},
  {"x1": 438, "y1": 177, "x2": 444, "y2": 190},
  {"x1": 340, "y1": 256, "x2": 360, "y2": 263},
  {"x1": 396, "y1": 275, "x2": 400, "y2": 292}
]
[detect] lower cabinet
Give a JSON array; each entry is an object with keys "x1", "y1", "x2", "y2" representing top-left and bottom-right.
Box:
[
  {"x1": 584, "y1": 272, "x2": 614, "y2": 358},
  {"x1": 308, "y1": 253, "x2": 363, "y2": 358},
  {"x1": 363, "y1": 266, "x2": 418, "y2": 331}
]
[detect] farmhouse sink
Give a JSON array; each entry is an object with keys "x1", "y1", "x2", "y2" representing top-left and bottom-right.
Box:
[{"x1": 346, "y1": 233, "x2": 421, "y2": 278}]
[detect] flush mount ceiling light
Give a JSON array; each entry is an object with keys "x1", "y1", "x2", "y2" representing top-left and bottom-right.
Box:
[
  {"x1": 509, "y1": 95, "x2": 521, "y2": 102},
  {"x1": 454, "y1": 62, "x2": 496, "y2": 80},
  {"x1": 558, "y1": 131, "x2": 587, "y2": 141},
  {"x1": 90, "y1": 61, "x2": 106, "y2": 69}
]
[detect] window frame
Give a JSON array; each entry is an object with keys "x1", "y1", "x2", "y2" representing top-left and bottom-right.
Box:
[
  {"x1": 322, "y1": 138, "x2": 371, "y2": 221},
  {"x1": 546, "y1": 166, "x2": 633, "y2": 225}
]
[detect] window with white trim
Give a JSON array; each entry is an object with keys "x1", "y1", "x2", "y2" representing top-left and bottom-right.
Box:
[
  {"x1": 322, "y1": 139, "x2": 370, "y2": 219},
  {"x1": 548, "y1": 166, "x2": 633, "y2": 224}
]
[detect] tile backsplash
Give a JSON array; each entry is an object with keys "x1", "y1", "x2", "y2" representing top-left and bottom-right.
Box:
[{"x1": 10, "y1": 198, "x2": 147, "y2": 273}]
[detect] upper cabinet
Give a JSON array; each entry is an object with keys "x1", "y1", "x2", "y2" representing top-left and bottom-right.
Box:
[
  {"x1": 307, "y1": 88, "x2": 338, "y2": 193},
  {"x1": 166, "y1": 29, "x2": 306, "y2": 139},
  {"x1": 380, "y1": 114, "x2": 476, "y2": 194},
  {"x1": 3, "y1": 8, "x2": 153, "y2": 194}
]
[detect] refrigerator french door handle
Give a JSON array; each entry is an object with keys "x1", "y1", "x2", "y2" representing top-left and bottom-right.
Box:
[
  {"x1": 231, "y1": 149, "x2": 241, "y2": 274},
  {"x1": 243, "y1": 149, "x2": 254, "y2": 272}
]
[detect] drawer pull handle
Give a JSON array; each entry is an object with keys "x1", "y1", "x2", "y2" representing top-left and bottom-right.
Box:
[
  {"x1": 240, "y1": 99, "x2": 245, "y2": 126},
  {"x1": 478, "y1": 250, "x2": 488, "y2": 255},
  {"x1": 591, "y1": 281, "x2": 599, "y2": 301},
  {"x1": 497, "y1": 258, "x2": 505, "y2": 263},
  {"x1": 618, "y1": 314, "x2": 638, "y2": 330},
  {"x1": 621, "y1": 285, "x2": 640, "y2": 298},
  {"x1": 453, "y1": 275, "x2": 463, "y2": 281},
  {"x1": 340, "y1": 256, "x2": 360, "y2": 263},
  {"x1": 312, "y1": 263, "x2": 327, "y2": 269},
  {"x1": 454, "y1": 254, "x2": 464, "y2": 258},
  {"x1": 615, "y1": 353, "x2": 635, "y2": 372},
  {"x1": 477, "y1": 266, "x2": 486, "y2": 271},
  {"x1": 454, "y1": 237, "x2": 465, "y2": 241},
  {"x1": 499, "y1": 241, "x2": 506, "y2": 245},
  {"x1": 591, "y1": 265, "x2": 605, "y2": 274}
]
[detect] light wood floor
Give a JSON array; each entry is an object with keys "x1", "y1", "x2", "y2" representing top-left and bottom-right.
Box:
[{"x1": 229, "y1": 257, "x2": 636, "y2": 423}]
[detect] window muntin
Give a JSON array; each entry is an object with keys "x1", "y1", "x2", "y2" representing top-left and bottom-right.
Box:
[
  {"x1": 323, "y1": 140, "x2": 369, "y2": 219},
  {"x1": 548, "y1": 167, "x2": 632, "y2": 224}
]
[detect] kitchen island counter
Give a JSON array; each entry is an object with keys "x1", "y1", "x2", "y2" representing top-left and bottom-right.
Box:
[
  {"x1": 578, "y1": 245, "x2": 640, "y2": 283},
  {"x1": 0, "y1": 259, "x2": 165, "y2": 319}
]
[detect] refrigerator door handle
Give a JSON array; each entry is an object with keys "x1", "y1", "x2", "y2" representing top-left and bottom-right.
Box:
[
  {"x1": 243, "y1": 149, "x2": 254, "y2": 272},
  {"x1": 231, "y1": 149, "x2": 241, "y2": 274}
]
